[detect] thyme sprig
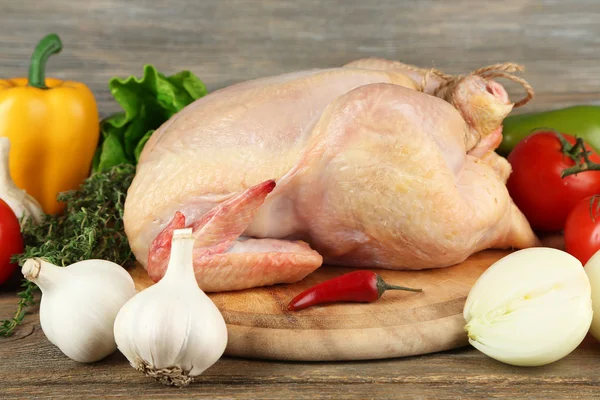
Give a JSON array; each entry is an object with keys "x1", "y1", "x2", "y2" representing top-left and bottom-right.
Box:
[{"x1": 0, "y1": 163, "x2": 136, "y2": 337}]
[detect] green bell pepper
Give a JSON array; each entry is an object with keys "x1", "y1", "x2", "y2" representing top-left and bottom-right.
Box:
[{"x1": 498, "y1": 105, "x2": 600, "y2": 156}]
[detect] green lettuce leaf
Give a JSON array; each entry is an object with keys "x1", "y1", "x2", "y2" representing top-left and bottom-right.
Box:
[
  {"x1": 134, "y1": 129, "x2": 154, "y2": 162},
  {"x1": 93, "y1": 64, "x2": 207, "y2": 173}
]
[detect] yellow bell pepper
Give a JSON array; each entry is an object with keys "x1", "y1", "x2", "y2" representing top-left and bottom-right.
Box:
[{"x1": 0, "y1": 33, "x2": 99, "y2": 215}]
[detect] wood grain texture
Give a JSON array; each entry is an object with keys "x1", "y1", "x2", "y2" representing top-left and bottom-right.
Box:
[
  {"x1": 131, "y1": 250, "x2": 509, "y2": 361},
  {"x1": 1, "y1": 292, "x2": 600, "y2": 400},
  {"x1": 1, "y1": 0, "x2": 600, "y2": 398},
  {"x1": 1, "y1": 0, "x2": 600, "y2": 118}
]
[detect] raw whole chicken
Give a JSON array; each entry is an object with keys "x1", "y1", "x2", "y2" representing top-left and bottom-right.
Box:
[{"x1": 123, "y1": 58, "x2": 539, "y2": 292}]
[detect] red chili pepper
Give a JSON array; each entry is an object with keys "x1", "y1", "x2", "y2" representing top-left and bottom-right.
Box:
[{"x1": 287, "y1": 270, "x2": 422, "y2": 311}]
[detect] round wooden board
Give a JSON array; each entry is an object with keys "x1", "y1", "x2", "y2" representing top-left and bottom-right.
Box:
[{"x1": 130, "y1": 249, "x2": 511, "y2": 361}]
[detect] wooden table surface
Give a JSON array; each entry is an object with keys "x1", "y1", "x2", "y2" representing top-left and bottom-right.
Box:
[{"x1": 1, "y1": 0, "x2": 600, "y2": 398}]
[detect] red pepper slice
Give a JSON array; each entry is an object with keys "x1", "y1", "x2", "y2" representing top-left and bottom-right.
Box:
[{"x1": 287, "y1": 270, "x2": 422, "y2": 311}]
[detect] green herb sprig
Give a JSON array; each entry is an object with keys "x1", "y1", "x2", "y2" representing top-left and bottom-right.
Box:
[{"x1": 0, "y1": 164, "x2": 136, "y2": 337}]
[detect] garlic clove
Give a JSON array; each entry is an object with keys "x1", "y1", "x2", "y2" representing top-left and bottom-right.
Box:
[
  {"x1": 463, "y1": 247, "x2": 592, "y2": 367},
  {"x1": 0, "y1": 137, "x2": 44, "y2": 224},
  {"x1": 114, "y1": 228, "x2": 228, "y2": 387},
  {"x1": 584, "y1": 250, "x2": 600, "y2": 341},
  {"x1": 22, "y1": 258, "x2": 136, "y2": 363}
]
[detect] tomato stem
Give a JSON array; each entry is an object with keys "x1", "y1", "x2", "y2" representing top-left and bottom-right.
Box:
[
  {"x1": 561, "y1": 158, "x2": 600, "y2": 177},
  {"x1": 588, "y1": 195, "x2": 600, "y2": 223},
  {"x1": 555, "y1": 132, "x2": 579, "y2": 162},
  {"x1": 568, "y1": 139, "x2": 586, "y2": 159},
  {"x1": 555, "y1": 132, "x2": 600, "y2": 178},
  {"x1": 560, "y1": 163, "x2": 600, "y2": 178}
]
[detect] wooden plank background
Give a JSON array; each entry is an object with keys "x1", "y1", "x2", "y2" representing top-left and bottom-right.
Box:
[
  {"x1": 1, "y1": 0, "x2": 600, "y2": 117},
  {"x1": 1, "y1": 0, "x2": 600, "y2": 399}
]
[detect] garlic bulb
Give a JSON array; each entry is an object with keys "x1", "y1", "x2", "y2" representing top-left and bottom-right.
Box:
[
  {"x1": 0, "y1": 137, "x2": 44, "y2": 224},
  {"x1": 463, "y1": 247, "x2": 592, "y2": 367},
  {"x1": 22, "y1": 258, "x2": 136, "y2": 363},
  {"x1": 584, "y1": 250, "x2": 600, "y2": 341},
  {"x1": 113, "y1": 228, "x2": 228, "y2": 387}
]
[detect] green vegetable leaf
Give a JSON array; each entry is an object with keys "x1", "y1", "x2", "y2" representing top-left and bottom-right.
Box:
[
  {"x1": 93, "y1": 129, "x2": 131, "y2": 173},
  {"x1": 166, "y1": 70, "x2": 209, "y2": 103},
  {"x1": 134, "y1": 129, "x2": 154, "y2": 162},
  {"x1": 93, "y1": 64, "x2": 207, "y2": 173}
]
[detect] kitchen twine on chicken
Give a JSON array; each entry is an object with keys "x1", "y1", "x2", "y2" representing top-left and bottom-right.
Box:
[{"x1": 414, "y1": 62, "x2": 535, "y2": 108}]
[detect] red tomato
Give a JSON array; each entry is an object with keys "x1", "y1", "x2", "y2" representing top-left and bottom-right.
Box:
[
  {"x1": 506, "y1": 130, "x2": 600, "y2": 232},
  {"x1": 0, "y1": 199, "x2": 23, "y2": 284},
  {"x1": 565, "y1": 195, "x2": 600, "y2": 265}
]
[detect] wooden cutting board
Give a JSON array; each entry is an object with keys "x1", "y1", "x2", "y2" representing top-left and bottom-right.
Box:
[{"x1": 130, "y1": 249, "x2": 511, "y2": 361}]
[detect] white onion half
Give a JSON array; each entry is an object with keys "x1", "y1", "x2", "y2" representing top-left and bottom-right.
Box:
[{"x1": 463, "y1": 247, "x2": 592, "y2": 367}]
